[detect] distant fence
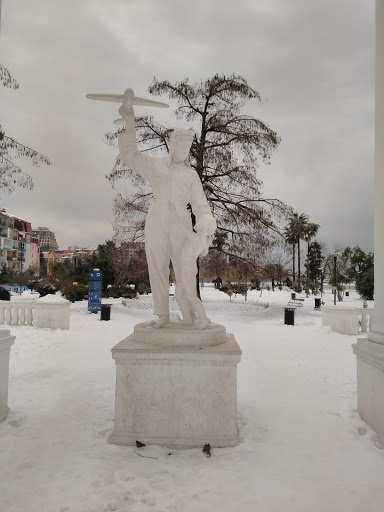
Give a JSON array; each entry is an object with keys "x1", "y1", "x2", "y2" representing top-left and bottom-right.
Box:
[
  {"x1": 1, "y1": 285, "x2": 29, "y2": 293},
  {"x1": 0, "y1": 300, "x2": 70, "y2": 330},
  {"x1": 322, "y1": 306, "x2": 373, "y2": 335}
]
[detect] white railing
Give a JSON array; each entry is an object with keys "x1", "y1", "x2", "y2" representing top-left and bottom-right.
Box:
[
  {"x1": 0, "y1": 300, "x2": 70, "y2": 330},
  {"x1": 322, "y1": 306, "x2": 373, "y2": 335}
]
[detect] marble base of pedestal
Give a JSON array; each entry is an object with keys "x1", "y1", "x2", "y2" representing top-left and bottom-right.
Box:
[{"x1": 109, "y1": 326, "x2": 241, "y2": 449}]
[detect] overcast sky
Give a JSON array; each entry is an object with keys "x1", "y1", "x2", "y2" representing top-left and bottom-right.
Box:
[{"x1": 0, "y1": 0, "x2": 375, "y2": 252}]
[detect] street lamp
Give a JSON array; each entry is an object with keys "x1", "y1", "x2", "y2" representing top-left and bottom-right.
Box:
[{"x1": 333, "y1": 254, "x2": 337, "y2": 306}]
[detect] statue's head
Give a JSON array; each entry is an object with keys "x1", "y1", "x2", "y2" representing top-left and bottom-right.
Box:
[{"x1": 166, "y1": 129, "x2": 193, "y2": 166}]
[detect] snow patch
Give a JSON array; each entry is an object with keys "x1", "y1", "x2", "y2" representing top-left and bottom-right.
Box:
[{"x1": 37, "y1": 294, "x2": 69, "y2": 303}]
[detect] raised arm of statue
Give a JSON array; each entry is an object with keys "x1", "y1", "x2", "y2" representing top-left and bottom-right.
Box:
[{"x1": 117, "y1": 89, "x2": 156, "y2": 180}]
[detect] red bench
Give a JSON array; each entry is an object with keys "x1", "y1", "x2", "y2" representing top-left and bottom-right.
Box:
[
  {"x1": 122, "y1": 293, "x2": 138, "y2": 299},
  {"x1": 287, "y1": 298, "x2": 304, "y2": 307}
]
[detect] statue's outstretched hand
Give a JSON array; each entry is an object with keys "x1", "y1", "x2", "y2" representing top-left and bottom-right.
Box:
[
  {"x1": 119, "y1": 104, "x2": 133, "y2": 119},
  {"x1": 123, "y1": 88, "x2": 134, "y2": 106},
  {"x1": 118, "y1": 88, "x2": 135, "y2": 119}
]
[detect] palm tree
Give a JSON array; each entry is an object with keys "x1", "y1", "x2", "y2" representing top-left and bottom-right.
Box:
[
  {"x1": 289, "y1": 213, "x2": 308, "y2": 287},
  {"x1": 284, "y1": 225, "x2": 297, "y2": 287},
  {"x1": 303, "y1": 222, "x2": 320, "y2": 281}
]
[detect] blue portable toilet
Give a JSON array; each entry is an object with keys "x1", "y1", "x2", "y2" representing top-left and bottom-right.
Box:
[{"x1": 88, "y1": 269, "x2": 103, "y2": 313}]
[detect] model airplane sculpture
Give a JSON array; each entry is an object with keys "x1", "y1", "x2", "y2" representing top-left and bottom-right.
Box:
[{"x1": 86, "y1": 88, "x2": 169, "y2": 124}]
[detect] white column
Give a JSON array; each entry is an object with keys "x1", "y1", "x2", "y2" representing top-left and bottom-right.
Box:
[
  {"x1": 369, "y1": 0, "x2": 384, "y2": 344},
  {"x1": 352, "y1": 0, "x2": 384, "y2": 444}
]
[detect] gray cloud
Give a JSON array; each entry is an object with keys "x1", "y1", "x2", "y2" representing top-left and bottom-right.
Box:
[{"x1": 0, "y1": 0, "x2": 375, "y2": 251}]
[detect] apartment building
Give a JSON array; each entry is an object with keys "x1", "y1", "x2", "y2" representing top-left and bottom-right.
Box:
[
  {"x1": 0, "y1": 210, "x2": 40, "y2": 273},
  {"x1": 31, "y1": 227, "x2": 59, "y2": 251},
  {"x1": 120, "y1": 241, "x2": 145, "y2": 261}
]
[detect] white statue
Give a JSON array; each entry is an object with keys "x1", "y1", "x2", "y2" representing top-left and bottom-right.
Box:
[
  {"x1": 176, "y1": 221, "x2": 216, "y2": 329},
  {"x1": 112, "y1": 89, "x2": 216, "y2": 329}
]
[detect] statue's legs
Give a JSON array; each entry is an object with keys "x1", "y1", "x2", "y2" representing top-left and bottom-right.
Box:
[
  {"x1": 145, "y1": 222, "x2": 171, "y2": 317},
  {"x1": 171, "y1": 236, "x2": 210, "y2": 328},
  {"x1": 174, "y1": 280, "x2": 194, "y2": 324}
]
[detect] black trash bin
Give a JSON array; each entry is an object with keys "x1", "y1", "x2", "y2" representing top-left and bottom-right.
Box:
[
  {"x1": 291, "y1": 292, "x2": 296, "y2": 300},
  {"x1": 314, "y1": 298, "x2": 321, "y2": 310},
  {"x1": 100, "y1": 304, "x2": 112, "y2": 321},
  {"x1": 69, "y1": 293, "x2": 76, "y2": 303},
  {"x1": 346, "y1": 291, "x2": 349, "y2": 297},
  {"x1": 284, "y1": 307, "x2": 295, "y2": 325}
]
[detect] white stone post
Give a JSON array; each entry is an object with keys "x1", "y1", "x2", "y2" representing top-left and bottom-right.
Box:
[
  {"x1": 369, "y1": 0, "x2": 384, "y2": 345},
  {"x1": 109, "y1": 323, "x2": 241, "y2": 449},
  {"x1": 352, "y1": 0, "x2": 384, "y2": 443},
  {"x1": 0, "y1": 329, "x2": 15, "y2": 422},
  {"x1": 33, "y1": 301, "x2": 70, "y2": 330}
]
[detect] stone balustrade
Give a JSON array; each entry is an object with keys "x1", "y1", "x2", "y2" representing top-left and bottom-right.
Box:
[
  {"x1": 0, "y1": 299, "x2": 70, "y2": 330},
  {"x1": 322, "y1": 306, "x2": 373, "y2": 335}
]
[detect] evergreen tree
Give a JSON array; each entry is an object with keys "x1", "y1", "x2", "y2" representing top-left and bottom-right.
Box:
[
  {"x1": 303, "y1": 221, "x2": 320, "y2": 281},
  {"x1": 338, "y1": 246, "x2": 374, "y2": 284},
  {"x1": 305, "y1": 241, "x2": 324, "y2": 293},
  {"x1": 355, "y1": 267, "x2": 374, "y2": 300},
  {"x1": 286, "y1": 213, "x2": 308, "y2": 288}
]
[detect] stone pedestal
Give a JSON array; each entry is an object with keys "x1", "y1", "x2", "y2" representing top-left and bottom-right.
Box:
[
  {"x1": 352, "y1": 339, "x2": 384, "y2": 444},
  {"x1": 33, "y1": 300, "x2": 70, "y2": 330},
  {"x1": 0, "y1": 329, "x2": 15, "y2": 422},
  {"x1": 110, "y1": 323, "x2": 241, "y2": 449}
]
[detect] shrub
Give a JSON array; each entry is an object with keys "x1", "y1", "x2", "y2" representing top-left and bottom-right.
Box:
[
  {"x1": 35, "y1": 283, "x2": 58, "y2": 297},
  {"x1": 219, "y1": 285, "x2": 235, "y2": 301},
  {"x1": 61, "y1": 283, "x2": 89, "y2": 301},
  {"x1": 0, "y1": 286, "x2": 11, "y2": 301},
  {"x1": 137, "y1": 282, "x2": 151, "y2": 295},
  {"x1": 212, "y1": 277, "x2": 223, "y2": 289},
  {"x1": 104, "y1": 287, "x2": 124, "y2": 298},
  {"x1": 250, "y1": 277, "x2": 261, "y2": 290},
  {"x1": 355, "y1": 267, "x2": 374, "y2": 300},
  {"x1": 231, "y1": 284, "x2": 247, "y2": 296}
]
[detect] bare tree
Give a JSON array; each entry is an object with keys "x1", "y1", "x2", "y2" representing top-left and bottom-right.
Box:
[
  {"x1": 0, "y1": 65, "x2": 51, "y2": 194},
  {"x1": 106, "y1": 74, "x2": 291, "y2": 262}
]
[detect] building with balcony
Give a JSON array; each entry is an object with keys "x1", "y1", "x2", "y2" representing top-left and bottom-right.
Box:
[
  {"x1": 0, "y1": 210, "x2": 40, "y2": 273},
  {"x1": 119, "y1": 241, "x2": 145, "y2": 262},
  {"x1": 31, "y1": 227, "x2": 59, "y2": 251}
]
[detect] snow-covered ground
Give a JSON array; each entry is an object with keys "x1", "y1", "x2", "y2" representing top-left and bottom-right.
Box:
[{"x1": 1, "y1": 285, "x2": 383, "y2": 512}]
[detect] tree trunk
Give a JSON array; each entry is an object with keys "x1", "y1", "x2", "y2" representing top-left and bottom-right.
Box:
[
  {"x1": 292, "y1": 244, "x2": 296, "y2": 286},
  {"x1": 297, "y1": 237, "x2": 301, "y2": 286}
]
